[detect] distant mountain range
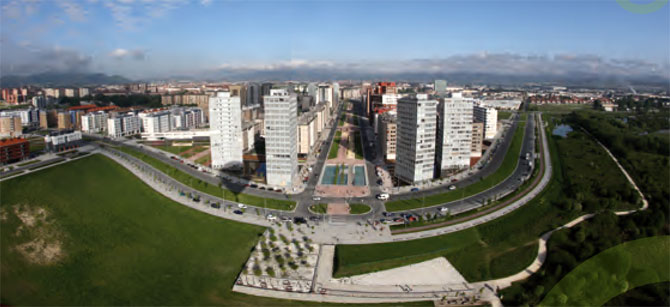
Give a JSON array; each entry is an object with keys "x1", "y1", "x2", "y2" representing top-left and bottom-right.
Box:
[
  {"x1": 2, "y1": 70, "x2": 668, "y2": 92},
  {"x1": 0, "y1": 72, "x2": 131, "y2": 88}
]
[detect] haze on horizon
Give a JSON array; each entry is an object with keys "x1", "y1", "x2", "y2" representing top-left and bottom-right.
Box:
[{"x1": 1, "y1": 0, "x2": 669, "y2": 81}]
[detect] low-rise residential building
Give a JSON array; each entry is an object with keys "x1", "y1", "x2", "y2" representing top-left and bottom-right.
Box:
[
  {"x1": 107, "y1": 114, "x2": 141, "y2": 138},
  {"x1": 0, "y1": 137, "x2": 30, "y2": 164},
  {"x1": 0, "y1": 109, "x2": 40, "y2": 128},
  {"x1": 44, "y1": 130, "x2": 82, "y2": 152},
  {"x1": 139, "y1": 109, "x2": 172, "y2": 133},
  {"x1": 0, "y1": 116, "x2": 23, "y2": 137},
  {"x1": 81, "y1": 111, "x2": 108, "y2": 133}
]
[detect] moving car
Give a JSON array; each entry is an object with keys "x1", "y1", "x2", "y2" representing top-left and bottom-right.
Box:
[
  {"x1": 376, "y1": 193, "x2": 389, "y2": 200},
  {"x1": 410, "y1": 187, "x2": 420, "y2": 192},
  {"x1": 448, "y1": 185, "x2": 457, "y2": 190},
  {"x1": 233, "y1": 210, "x2": 243, "y2": 215},
  {"x1": 439, "y1": 207, "x2": 449, "y2": 213},
  {"x1": 312, "y1": 196, "x2": 321, "y2": 201}
]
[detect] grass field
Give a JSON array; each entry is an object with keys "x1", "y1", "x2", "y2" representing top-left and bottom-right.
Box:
[
  {"x1": 349, "y1": 203, "x2": 371, "y2": 214},
  {"x1": 540, "y1": 236, "x2": 670, "y2": 306},
  {"x1": 385, "y1": 117, "x2": 527, "y2": 211},
  {"x1": 328, "y1": 130, "x2": 342, "y2": 159},
  {"x1": 113, "y1": 145, "x2": 295, "y2": 210},
  {"x1": 530, "y1": 103, "x2": 591, "y2": 113},
  {"x1": 195, "y1": 154, "x2": 211, "y2": 165},
  {"x1": 0, "y1": 154, "x2": 270, "y2": 305},
  {"x1": 333, "y1": 114, "x2": 578, "y2": 281},
  {"x1": 498, "y1": 111, "x2": 513, "y2": 120}
]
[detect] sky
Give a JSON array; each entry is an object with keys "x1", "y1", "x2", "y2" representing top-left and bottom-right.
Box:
[{"x1": 1, "y1": 0, "x2": 669, "y2": 80}]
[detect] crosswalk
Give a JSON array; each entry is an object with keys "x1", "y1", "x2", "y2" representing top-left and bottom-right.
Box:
[{"x1": 328, "y1": 215, "x2": 348, "y2": 225}]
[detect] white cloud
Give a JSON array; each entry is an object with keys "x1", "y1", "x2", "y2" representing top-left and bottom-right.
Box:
[
  {"x1": 109, "y1": 48, "x2": 147, "y2": 60},
  {"x1": 201, "y1": 0, "x2": 212, "y2": 6}
]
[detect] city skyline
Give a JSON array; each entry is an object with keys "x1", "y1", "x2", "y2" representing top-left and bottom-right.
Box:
[{"x1": 1, "y1": 0, "x2": 669, "y2": 81}]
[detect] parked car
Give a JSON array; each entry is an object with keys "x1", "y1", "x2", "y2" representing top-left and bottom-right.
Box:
[
  {"x1": 211, "y1": 203, "x2": 221, "y2": 209},
  {"x1": 233, "y1": 210, "x2": 243, "y2": 215},
  {"x1": 448, "y1": 185, "x2": 457, "y2": 190},
  {"x1": 312, "y1": 196, "x2": 321, "y2": 201},
  {"x1": 382, "y1": 211, "x2": 391, "y2": 217},
  {"x1": 410, "y1": 187, "x2": 420, "y2": 192},
  {"x1": 309, "y1": 216, "x2": 321, "y2": 222},
  {"x1": 250, "y1": 184, "x2": 258, "y2": 188},
  {"x1": 393, "y1": 217, "x2": 405, "y2": 223},
  {"x1": 266, "y1": 214, "x2": 277, "y2": 221},
  {"x1": 281, "y1": 216, "x2": 292, "y2": 222},
  {"x1": 439, "y1": 207, "x2": 449, "y2": 213},
  {"x1": 293, "y1": 217, "x2": 307, "y2": 224},
  {"x1": 238, "y1": 203, "x2": 248, "y2": 209}
]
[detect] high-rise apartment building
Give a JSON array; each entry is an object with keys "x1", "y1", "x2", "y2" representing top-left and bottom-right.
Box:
[
  {"x1": 209, "y1": 92, "x2": 243, "y2": 170},
  {"x1": 396, "y1": 94, "x2": 437, "y2": 184},
  {"x1": 437, "y1": 93, "x2": 473, "y2": 175},
  {"x1": 264, "y1": 89, "x2": 298, "y2": 188},
  {"x1": 57, "y1": 112, "x2": 72, "y2": 130},
  {"x1": 473, "y1": 104, "x2": 498, "y2": 139}
]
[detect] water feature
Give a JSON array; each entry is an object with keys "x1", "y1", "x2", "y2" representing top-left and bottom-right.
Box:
[
  {"x1": 552, "y1": 124, "x2": 573, "y2": 138},
  {"x1": 321, "y1": 165, "x2": 349, "y2": 185},
  {"x1": 352, "y1": 165, "x2": 366, "y2": 186}
]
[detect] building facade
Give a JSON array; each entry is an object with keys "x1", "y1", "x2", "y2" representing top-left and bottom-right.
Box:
[
  {"x1": 107, "y1": 114, "x2": 141, "y2": 138},
  {"x1": 437, "y1": 93, "x2": 473, "y2": 175},
  {"x1": 0, "y1": 137, "x2": 30, "y2": 164},
  {"x1": 395, "y1": 94, "x2": 437, "y2": 184},
  {"x1": 264, "y1": 89, "x2": 298, "y2": 188},
  {"x1": 474, "y1": 104, "x2": 498, "y2": 139},
  {"x1": 209, "y1": 92, "x2": 243, "y2": 170},
  {"x1": 0, "y1": 116, "x2": 23, "y2": 137},
  {"x1": 378, "y1": 113, "x2": 397, "y2": 161},
  {"x1": 81, "y1": 111, "x2": 108, "y2": 133}
]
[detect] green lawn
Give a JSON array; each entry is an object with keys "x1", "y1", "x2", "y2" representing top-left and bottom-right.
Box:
[
  {"x1": 540, "y1": 236, "x2": 670, "y2": 306},
  {"x1": 310, "y1": 203, "x2": 328, "y2": 214},
  {"x1": 385, "y1": 117, "x2": 527, "y2": 211},
  {"x1": 498, "y1": 111, "x2": 513, "y2": 120},
  {"x1": 113, "y1": 145, "x2": 295, "y2": 210},
  {"x1": 530, "y1": 103, "x2": 591, "y2": 113},
  {"x1": 195, "y1": 154, "x2": 210, "y2": 165},
  {"x1": 348, "y1": 203, "x2": 371, "y2": 214},
  {"x1": 0, "y1": 154, "x2": 271, "y2": 305},
  {"x1": 16, "y1": 159, "x2": 40, "y2": 167},
  {"x1": 328, "y1": 130, "x2": 342, "y2": 159}
]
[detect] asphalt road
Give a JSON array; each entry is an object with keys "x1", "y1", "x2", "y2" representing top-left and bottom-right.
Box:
[{"x1": 86, "y1": 100, "x2": 537, "y2": 225}]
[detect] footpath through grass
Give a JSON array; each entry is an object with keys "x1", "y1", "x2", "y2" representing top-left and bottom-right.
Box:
[
  {"x1": 113, "y1": 145, "x2": 295, "y2": 210},
  {"x1": 540, "y1": 236, "x2": 670, "y2": 306},
  {"x1": 385, "y1": 116, "x2": 527, "y2": 211}
]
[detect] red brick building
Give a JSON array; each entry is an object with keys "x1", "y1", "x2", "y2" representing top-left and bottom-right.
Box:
[{"x1": 0, "y1": 137, "x2": 30, "y2": 164}]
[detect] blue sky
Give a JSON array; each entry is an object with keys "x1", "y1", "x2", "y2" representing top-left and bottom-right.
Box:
[{"x1": 1, "y1": 0, "x2": 668, "y2": 79}]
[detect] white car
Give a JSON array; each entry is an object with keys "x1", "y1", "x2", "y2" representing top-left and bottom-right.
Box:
[
  {"x1": 376, "y1": 193, "x2": 389, "y2": 200},
  {"x1": 439, "y1": 207, "x2": 450, "y2": 213},
  {"x1": 312, "y1": 196, "x2": 321, "y2": 201},
  {"x1": 238, "y1": 203, "x2": 248, "y2": 209},
  {"x1": 448, "y1": 185, "x2": 457, "y2": 190},
  {"x1": 266, "y1": 214, "x2": 277, "y2": 221}
]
